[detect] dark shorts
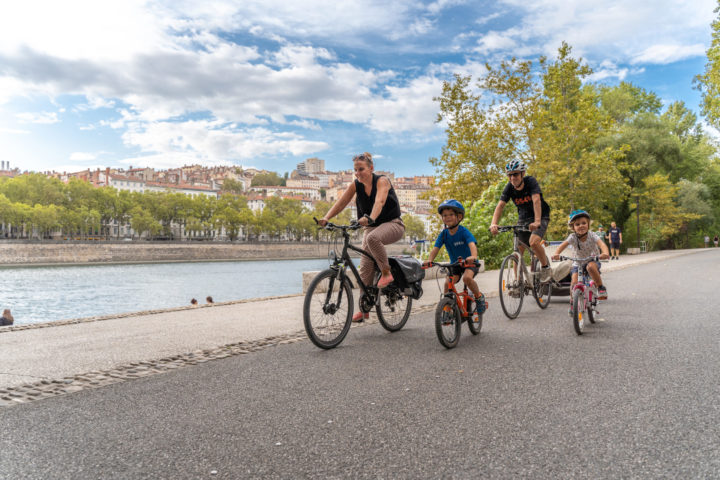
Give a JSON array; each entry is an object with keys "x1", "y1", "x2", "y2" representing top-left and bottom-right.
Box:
[
  {"x1": 610, "y1": 242, "x2": 620, "y2": 249},
  {"x1": 450, "y1": 265, "x2": 479, "y2": 278},
  {"x1": 518, "y1": 218, "x2": 550, "y2": 246},
  {"x1": 572, "y1": 261, "x2": 601, "y2": 275}
]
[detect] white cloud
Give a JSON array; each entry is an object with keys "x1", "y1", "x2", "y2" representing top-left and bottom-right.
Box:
[
  {"x1": 118, "y1": 117, "x2": 330, "y2": 168},
  {"x1": 69, "y1": 152, "x2": 97, "y2": 161},
  {"x1": 16, "y1": 111, "x2": 59, "y2": 124},
  {"x1": 632, "y1": 44, "x2": 707, "y2": 65},
  {"x1": 476, "y1": 30, "x2": 518, "y2": 52},
  {"x1": 483, "y1": 0, "x2": 715, "y2": 64},
  {"x1": 0, "y1": 127, "x2": 30, "y2": 134}
]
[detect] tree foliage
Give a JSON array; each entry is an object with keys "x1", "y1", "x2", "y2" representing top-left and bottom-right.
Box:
[{"x1": 695, "y1": 0, "x2": 720, "y2": 130}]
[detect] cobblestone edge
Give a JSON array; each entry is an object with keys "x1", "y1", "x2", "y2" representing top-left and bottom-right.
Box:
[
  {"x1": 0, "y1": 330, "x2": 310, "y2": 407},
  {"x1": 0, "y1": 293, "x2": 303, "y2": 334}
]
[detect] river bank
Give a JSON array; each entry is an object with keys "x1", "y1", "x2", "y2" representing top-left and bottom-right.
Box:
[{"x1": 0, "y1": 241, "x2": 413, "y2": 266}]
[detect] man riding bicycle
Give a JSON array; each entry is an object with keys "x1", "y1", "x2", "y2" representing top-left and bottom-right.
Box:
[{"x1": 490, "y1": 159, "x2": 552, "y2": 282}]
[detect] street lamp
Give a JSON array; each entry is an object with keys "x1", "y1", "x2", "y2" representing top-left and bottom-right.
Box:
[{"x1": 634, "y1": 194, "x2": 641, "y2": 252}]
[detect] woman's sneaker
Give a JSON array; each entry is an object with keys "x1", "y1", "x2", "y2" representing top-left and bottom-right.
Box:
[{"x1": 597, "y1": 285, "x2": 608, "y2": 300}]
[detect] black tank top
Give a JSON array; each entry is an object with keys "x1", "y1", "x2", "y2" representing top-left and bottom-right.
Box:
[{"x1": 355, "y1": 174, "x2": 402, "y2": 226}]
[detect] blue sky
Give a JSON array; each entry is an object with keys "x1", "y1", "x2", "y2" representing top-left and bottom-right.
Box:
[{"x1": 0, "y1": 0, "x2": 716, "y2": 177}]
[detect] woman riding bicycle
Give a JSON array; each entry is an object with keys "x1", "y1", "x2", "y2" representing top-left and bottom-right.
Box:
[{"x1": 318, "y1": 152, "x2": 405, "y2": 322}]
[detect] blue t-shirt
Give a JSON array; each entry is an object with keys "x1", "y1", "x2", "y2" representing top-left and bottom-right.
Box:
[{"x1": 434, "y1": 226, "x2": 476, "y2": 261}]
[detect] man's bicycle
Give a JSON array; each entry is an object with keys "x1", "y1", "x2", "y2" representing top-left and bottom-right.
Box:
[
  {"x1": 557, "y1": 255, "x2": 604, "y2": 335},
  {"x1": 423, "y1": 259, "x2": 486, "y2": 349},
  {"x1": 496, "y1": 225, "x2": 552, "y2": 319},
  {"x1": 303, "y1": 220, "x2": 413, "y2": 349}
]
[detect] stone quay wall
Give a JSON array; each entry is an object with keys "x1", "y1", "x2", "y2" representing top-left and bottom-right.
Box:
[{"x1": 0, "y1": 241, "x2": 413, "y2": 266}]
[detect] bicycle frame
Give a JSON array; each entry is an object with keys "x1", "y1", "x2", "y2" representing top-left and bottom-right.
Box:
[
  {"x1": 503, "y1": 226, "x2": 540, "y2": 285},
  {"x1": 423, "y1": 262, "x2": 474, "y2": 318},
  {"x1": 435, "y1": 263, "x2": 472, "y2": 318},
  {"x1": 324, "y1": 223, "x2": 381, "y2": 313}
]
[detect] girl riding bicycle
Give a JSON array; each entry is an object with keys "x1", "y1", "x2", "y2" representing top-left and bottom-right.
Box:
[
  {"x1": 552, "y1": 210, "x2": 609, "y2": 300},
  {"x1": 423, "y1": 200, "x2": 487, "y2": 315}
]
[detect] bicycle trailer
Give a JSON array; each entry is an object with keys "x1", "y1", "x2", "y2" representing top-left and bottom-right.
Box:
[{"x1": 388, "y1": 255, "x2": 425, "y2": 299}]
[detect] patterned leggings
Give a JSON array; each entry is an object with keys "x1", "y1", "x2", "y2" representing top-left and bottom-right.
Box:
[{"x1": 359, "y1": 218, "x2": 405, "y2": 285}]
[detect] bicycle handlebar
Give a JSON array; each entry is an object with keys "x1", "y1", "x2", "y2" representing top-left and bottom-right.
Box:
[
  {"x1": 313, "y1": 217, "x2": 363, "y2": 231},
  {"x1": 422, "y1": 258, "x2": 481, "y2": 270},
  {"x1": 556, "y1": 255, "x2": 607, "y2": 262},
  {"x1": 495, "y1": 225, "x2": 531, "y2": 233}
]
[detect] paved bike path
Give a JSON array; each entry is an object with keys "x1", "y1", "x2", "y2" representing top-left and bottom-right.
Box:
[{"x1": 0, "y1": 248, "x2": 706, "y2": 390}]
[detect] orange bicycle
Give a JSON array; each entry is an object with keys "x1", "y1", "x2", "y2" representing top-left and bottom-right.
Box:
[{"x1": 423, "y1": 259, "x2": 487, "y2": 349}]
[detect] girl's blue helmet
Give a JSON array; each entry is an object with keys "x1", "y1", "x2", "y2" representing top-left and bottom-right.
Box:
[
  {"x1": 437, "y1": 199, "x2": 465, "y2": 215},
  {"x1": 505, "y1": 159, "x2": 527, "y2": 173},
  {"x1": 568, "y1": 209, "x2": 591, "y2": 224}
]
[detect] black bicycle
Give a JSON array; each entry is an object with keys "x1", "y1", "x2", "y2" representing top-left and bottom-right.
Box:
[
  {"x1": 496, "y1": 225, "x2": 552, "y2": 319},
  {"x1": 303, "y1": 220, "x2": 413, "y2": 349}
]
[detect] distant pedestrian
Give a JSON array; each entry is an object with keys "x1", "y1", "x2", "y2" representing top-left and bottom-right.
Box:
[
  {"x1": 714, "y1": 235, "x2": 719, "y2": 248},
  {"x1": 190, "y1": 298, "x2": 198, "y2": 305},
  {"x1": 206, "y1": 296, "x2": 214, "y2": 304},
  {"x1": 1, "y1": 309, "x2": 14, "y2": 326},
  {"x1": 705, "y1": 235, "x2": 710, "y2": 248},
  {"x1": 596, "y1": 225, "x2": 607, "y2": 248},
  {"x1": 607, "y1": 222, "x2": 623, "y2": 260}
]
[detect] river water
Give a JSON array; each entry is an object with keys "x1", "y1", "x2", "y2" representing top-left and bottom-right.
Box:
[{"x1": 1, "y1": 259, "x2": 333, "y2": 325}]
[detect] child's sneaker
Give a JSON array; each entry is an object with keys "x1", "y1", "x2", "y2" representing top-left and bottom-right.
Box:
[
  {"x1": 597, "y1": 285, "x2": 608, "y2": 300},
  {"x1": 475, "y1": 294, "x2": 487, "y2": 315}
]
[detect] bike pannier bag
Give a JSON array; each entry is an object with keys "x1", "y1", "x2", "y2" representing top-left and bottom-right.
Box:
[{"x1": 388, "y1": 256, "x2": 425, "y2": 299}]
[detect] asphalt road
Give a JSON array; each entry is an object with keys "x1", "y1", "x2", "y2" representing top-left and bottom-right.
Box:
[{"x1": 1, "y1": 250, "x2": 719, "y2": 479}]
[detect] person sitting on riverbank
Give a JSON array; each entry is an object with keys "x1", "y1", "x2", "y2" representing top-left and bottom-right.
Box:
[
  {"x1": 190, "y1": 298, "x2": 198, "y2": 306},
  {"x1": 318, "y1": 152, "x2": 405, "y2": 323},
  {"x1": 206, "y1": 296, "x2": 214, "y2": 304},
  {"x1": 1, "y1": 308, "x2": 14, "y2": 326}
]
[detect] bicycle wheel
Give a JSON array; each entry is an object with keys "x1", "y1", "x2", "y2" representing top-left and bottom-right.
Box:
[
  {"x1": 499, "y1": 254, "x2": 524, "y2": 319},
  {"x1": 572, "y1": 289, "x2": 584, "y2": 335},
  {"x1": 435, "y1": 297, "x2": 461, "y2": 349},
  {"x1": 531, "y1": 258, "x2": 552, "y2": 309},
  {"x1": 467, "y1": 300, "x2": 482, "y2": 335},
  {"x1": 376, "y1": 284, "x2": 412, "y2": 332},
  {"x1": 587, "y1": 295, "x2": 596, "y2": 324},
  {"x1": 303, "y1": 269, "x2": 354, "y2": 349}
]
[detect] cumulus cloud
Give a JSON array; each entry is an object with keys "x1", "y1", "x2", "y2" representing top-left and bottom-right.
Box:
[
  {"x1": 16, "y1": 111, "x2": 59, "y2": 124},
  {"x1": 69, "y1": 152, "x2": 97, "y2": 161},
  {"x1": 479, "y1": 0, "x2": 715, "y2": 63},
  {"x1": 119, "y1": 117, "x2": 330, "y2": 167},
  {"x1": 632, "y1": 44, "x2": 707, "y2": 65}
]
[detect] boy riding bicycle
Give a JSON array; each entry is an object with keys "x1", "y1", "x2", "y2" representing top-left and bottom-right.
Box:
[
  {"x1": 490, "y1": 159, "x2": 553, "y2": 282},
  {"x1": 423, "y1": 200, "x2": 487, "y2": 315},
  {"x1": 551, "y1": 210, "x2": 609, "y2": 300}
]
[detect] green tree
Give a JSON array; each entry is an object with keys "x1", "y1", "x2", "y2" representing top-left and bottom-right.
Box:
[
  {"x1": 30, "y1": 204, "x2": 61, "y2": 238},
  {"x1": 464, "y1": 182, "x2": 518, "y2": 269},
  {"x1": 402, "y1": 214, "x2": 426, "y2": 240},
  {"x1": 695, "y1": 0, "x2": 720, "y2": 129},
  {"x1": 251, "y1": 172, "x2": 285, "y2": 187},
  {"x1": 221, "y1": 178, "x2": 246, "y2": 194},
  {"x1": 635, "y1": 174, "x2": 702, "y2": 250},
  {"x1": 532, "y1": 43, "x2": 628, "y2": 237},
  {"x1": 129, "y1": 206, "x2": 161, "y2": 239}
]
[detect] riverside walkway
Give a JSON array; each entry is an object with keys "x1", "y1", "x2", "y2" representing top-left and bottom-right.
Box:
[{"x1": 0, "y1": 248, "x2": 706, "y2": 405}]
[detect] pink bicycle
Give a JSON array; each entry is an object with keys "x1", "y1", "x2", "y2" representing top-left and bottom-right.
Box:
[{"x1": 558, "y1": 255, "x2": 604, "y2": 335}]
